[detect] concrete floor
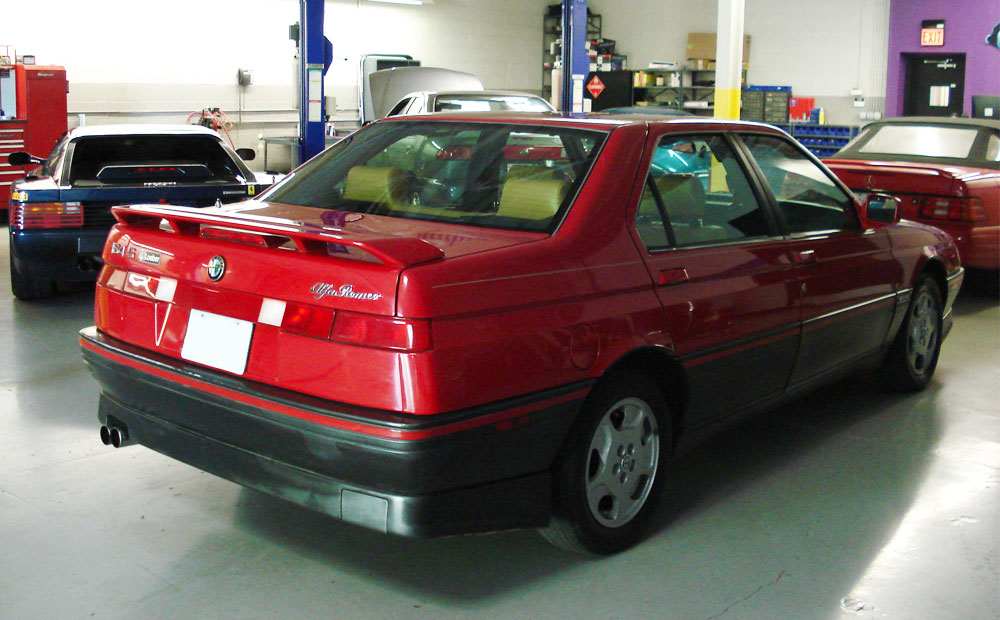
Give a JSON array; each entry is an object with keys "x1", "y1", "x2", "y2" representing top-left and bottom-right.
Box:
[{"x1": 0, "y1": 231, "x2": 996, "y2": 620}]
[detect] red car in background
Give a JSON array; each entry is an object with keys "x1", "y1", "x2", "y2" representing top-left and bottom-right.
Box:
[
  {"x1": 825, "y1": 117, "x2": 999, "y2": 293},
  {"x1": 81, "y1": 114, "x2": 963, "y2": 554}
]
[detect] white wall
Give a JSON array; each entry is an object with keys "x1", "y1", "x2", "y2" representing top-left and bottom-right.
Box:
[
  {"x1": 5, "y1": 0, "x2": 550, "y2": 111},
  {"x1": 6, "y1": 0, "x2": 888, "y2": 167},
  {"x1": 5, "y1": 0, "x2": 552, "y2": 170},
  {"x1": 591, "y1": 0, "x2": 889, "y2": 124}
]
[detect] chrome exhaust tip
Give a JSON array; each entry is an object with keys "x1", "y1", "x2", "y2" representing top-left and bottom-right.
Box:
[{"x1": 109, "y1": 426, "x2": 128, "y2": 449}]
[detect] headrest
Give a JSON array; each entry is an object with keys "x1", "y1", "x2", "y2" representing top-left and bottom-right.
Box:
[
  {"x1": 506, "y1": 164, "x2": 558, "y2": 180},
  {"x1": 497, "y1": 176, "x2": 568, "y2": 221},
  {"x1": 655, "y1": 174, "x2": 706, "y2": 221},
  {"x1": 343, "y1": 166, "x2": 406, "y2": 204}
]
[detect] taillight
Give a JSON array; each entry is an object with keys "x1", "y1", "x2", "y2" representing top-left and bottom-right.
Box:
[
  {"x1": 918, "y1": 196, "x2": 986, "y2": 222},
  {"x1": 201, "y1": 226, "x2": 273, "y2": 247},
  {"x1": 12, "y1": 202, "x2": 84, "y2": 228},
  {"x1": 330, "y1": 311, "x2": 432, "y2": 352},
  {"x1": 258, "y1": 300, "x2": 429, "y2": 350},
  {"x1": 102, "y1": 268, "x2": 177, "y2": 302},
  {"x1": 280, "y1": 302, "x2": 336, "y2": 339},
  {"x1": 106, "y1": 277, "x2": 433, "y2": 352}
]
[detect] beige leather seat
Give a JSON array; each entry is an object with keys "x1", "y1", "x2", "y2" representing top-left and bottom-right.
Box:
[
  {"x1": 497, "y1": 176, "x2": 568, "y2": 221},
  {"x1": 656, "y1": 174, "x2": 726, "y2": 245},
  {"x1": 343, "y1": 166, "x2": 407, "y2": 208}
]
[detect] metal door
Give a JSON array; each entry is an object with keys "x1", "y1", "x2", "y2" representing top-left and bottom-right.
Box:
[{"x1": 904, "y1": 53, "x2": 966, "y2": 117}]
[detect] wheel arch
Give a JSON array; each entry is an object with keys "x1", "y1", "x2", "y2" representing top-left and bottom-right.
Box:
[
  {"x1": 599, "y1": 345, "x2": 689, "y2": 443},
  {"x1": 918, "y1": 256, "x2": 948, "y2": 298}
]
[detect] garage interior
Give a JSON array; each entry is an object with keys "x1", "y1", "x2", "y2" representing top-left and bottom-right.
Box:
[{"x1": 1, "y1": 1, "x2": 998, "y2": 618}]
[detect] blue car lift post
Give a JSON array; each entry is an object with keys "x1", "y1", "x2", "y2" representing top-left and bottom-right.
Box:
[
  {"x1": 298, "y1": 0, "x2": 334, "y2": 163},
  {"x1": 560, "y1": 0, "x2": 589, "y2": 113}
]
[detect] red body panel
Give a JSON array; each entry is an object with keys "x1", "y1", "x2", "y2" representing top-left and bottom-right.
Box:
[
  {"x1": 91, "y1": 116, "x2": 961, "y2": 420},
  {"x1": 826, "y1": 159, "x2": 1000, "y2": 270}
]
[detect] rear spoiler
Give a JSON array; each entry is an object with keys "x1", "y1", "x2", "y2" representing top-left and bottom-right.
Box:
[
  {"x1": 111, "y1": 204, "x2": 444, "y2": 269},
  {"x1": 824, "y1": 160, "x2": 956, "y2": 180}
]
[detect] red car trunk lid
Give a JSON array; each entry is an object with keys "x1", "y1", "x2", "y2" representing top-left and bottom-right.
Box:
[
  {"x1": 824, "y1": 159, "x2": 968, "y2": 197},
  {"x1": 94, "y1": 201, "x2": 547, "y2": 400}
]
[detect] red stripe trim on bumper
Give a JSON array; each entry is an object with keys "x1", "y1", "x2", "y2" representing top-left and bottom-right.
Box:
[{"x1": 80, "y1": 334, "x2": 588, "y2": 441}]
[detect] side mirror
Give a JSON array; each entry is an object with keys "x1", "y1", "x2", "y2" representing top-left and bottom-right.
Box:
[
  {"x1": 235, "y1": 148, "x2": 256, "y2": 162},
  {"x1": 7, "y1": 151, "x2": 44, "y2": 167},
  {"x1": 863, "y1": 193, "x2": 901, "y2": 225}
]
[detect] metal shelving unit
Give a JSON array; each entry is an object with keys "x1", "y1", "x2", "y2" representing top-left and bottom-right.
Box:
[
  {"x1": 631, "y1": 68, "x2": 745, "y2": 115},
  {"x1": 774, "y1": 123, "x2": 860, "y2": 157}
]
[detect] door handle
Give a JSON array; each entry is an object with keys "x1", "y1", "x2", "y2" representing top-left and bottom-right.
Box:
[
  {"x1": 795, "y1": 250, "x2": 817, "y2": 265},
  {"x1": 658, "y1": 268, "x2": 689, "y2": 286}
]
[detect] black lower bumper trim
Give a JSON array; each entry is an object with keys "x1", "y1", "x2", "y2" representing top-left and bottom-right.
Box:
[
  {"x1": 83, "y1": 330, "x2": 585, "y2": 537},
  {"x1": 99, "y1": 393, "x2": 552, "y2": 537}
]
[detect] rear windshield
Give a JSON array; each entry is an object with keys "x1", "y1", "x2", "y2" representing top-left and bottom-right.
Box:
[
  {"x1": 264, "y1": 120, "x2": 607, "y2": 233},
  {"x1": 433, "y1": 95, "x2": 553, "y2": 113},
  {"x1": 68, "y1": 135, "x2": 246, "y2": 185},
  {"x1": 856, "y1": 125, "x2": 979, "y2": 158}
]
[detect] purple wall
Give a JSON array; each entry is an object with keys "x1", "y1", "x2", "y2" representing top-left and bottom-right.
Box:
[{"x1": 886, "y1": 0, "x2": 1000, "y2": 117}]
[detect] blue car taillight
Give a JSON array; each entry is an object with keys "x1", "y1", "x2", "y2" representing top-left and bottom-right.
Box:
[{"x1": 11, "y1": 202, "x2": 84, "y2": 229}]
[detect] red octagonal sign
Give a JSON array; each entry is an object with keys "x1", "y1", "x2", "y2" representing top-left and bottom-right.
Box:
[{"x1": 586, "y1": 75, "x2": 606, "y2": 99}]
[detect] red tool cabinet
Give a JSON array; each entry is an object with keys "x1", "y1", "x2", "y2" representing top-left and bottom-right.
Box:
[{"x1": 0, "y1": 61, "x2": 68, "y2": 216}]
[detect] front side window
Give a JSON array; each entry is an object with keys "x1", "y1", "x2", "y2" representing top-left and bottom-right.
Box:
[
  {"x1": 634, "y1": 133, "x2": 770, "y2": 250},
  {"x1": 741, "y1": 134, "x2": 856, "y2": 234},
  {"x1": 264, "y1": 121, "x2": 606, "y2": 233}
]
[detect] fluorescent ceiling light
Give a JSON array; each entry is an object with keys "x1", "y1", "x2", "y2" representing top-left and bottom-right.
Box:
[{"x1": 366, "y1": 0, "x2": 424, "y2": 5}]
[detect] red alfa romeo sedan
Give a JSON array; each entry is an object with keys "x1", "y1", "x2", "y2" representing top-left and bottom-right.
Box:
[{"x1": 80, "y1": 114, "x2": 963, "y2": 554}]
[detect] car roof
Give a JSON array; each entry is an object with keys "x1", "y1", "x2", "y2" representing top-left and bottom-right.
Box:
[
  {"x1": 378, "y1": 111, "x2": 785, "y2": 133},
  {"x1": 66, "y1": 124, "x2": 223, "y2": 139},
  {"x1": 866, "y1": 116, "x2": 999, "y2": 130},
  {"x1": 428, "y1": 90, "x2": 548, "y2": 99}
]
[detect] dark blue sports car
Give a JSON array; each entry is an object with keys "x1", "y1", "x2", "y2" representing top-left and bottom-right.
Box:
[{"x1": 7, "y1": 124, "x2": 269, "y2": 299}]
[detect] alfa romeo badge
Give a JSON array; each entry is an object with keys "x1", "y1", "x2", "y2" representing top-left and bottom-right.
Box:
[{"x1": 206, "y1": 255, "x2": 226, "y2": 281}]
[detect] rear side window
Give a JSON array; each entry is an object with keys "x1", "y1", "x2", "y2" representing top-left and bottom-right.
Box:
[
  {"x1": 387, "y1": 97, "x2": 414, "y2": 117},
  {"x1": 987, "y1": 134, "x2": 1000, "y2": 162},
  {"x1": 68, "y1": 135, "x2": 245, "y2": 185},
  {"x1": 634, "y1": 134, "x2": 771, "y2": 250},
  {"x1": 741, "y1": 134, "x2": 857, "y2": 234},
  {"x1": 265, "y1": 121, "x2": 606, "y2": 233},
  {"x1": 41, "y1": 133, "x2": 70, "y2": 180}
]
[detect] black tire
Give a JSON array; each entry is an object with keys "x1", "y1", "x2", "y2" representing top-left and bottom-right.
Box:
[
  {"x1": 880, "y1": 274, "x2": 943, "y2": 392},
  {"x1": 541, "y1": 373, "x2": 671, "y2": 554},
  {"x1": 9, "y1": 242, "x2": 54, "y2": 300}
]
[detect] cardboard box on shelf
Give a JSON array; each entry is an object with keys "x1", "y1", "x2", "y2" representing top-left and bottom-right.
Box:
[{"x1": 686, "y1": 33, "x2": 751, "y2": 62}]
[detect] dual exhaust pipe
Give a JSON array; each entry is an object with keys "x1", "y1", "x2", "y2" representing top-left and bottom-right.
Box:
[{"x1": 100, "y1": 422, "x2": 131, "y2": 448}]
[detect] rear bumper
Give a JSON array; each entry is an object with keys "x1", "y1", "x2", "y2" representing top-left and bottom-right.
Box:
[
  {"x1": 10, "y1": 227, "x2": 109, "y2": 283},
  {"x1": 929, "y1": 222, "x2": 999, "y2": 271},
  {"x1": 960, "y1": 225, "x2": 1000, "y2": 270},
  {"x1": 80, "y1": 327, "x2": 586, "y2": 537}
]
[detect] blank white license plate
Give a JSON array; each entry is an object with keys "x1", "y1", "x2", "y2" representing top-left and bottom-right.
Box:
[{"x1": 181, "y1": 309, "x2": 254, "y2": 375}]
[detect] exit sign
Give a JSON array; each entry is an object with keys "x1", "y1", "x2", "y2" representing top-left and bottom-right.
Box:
[{"x1": 921, "y1": 20, "x2": 945, "y2": 46}]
